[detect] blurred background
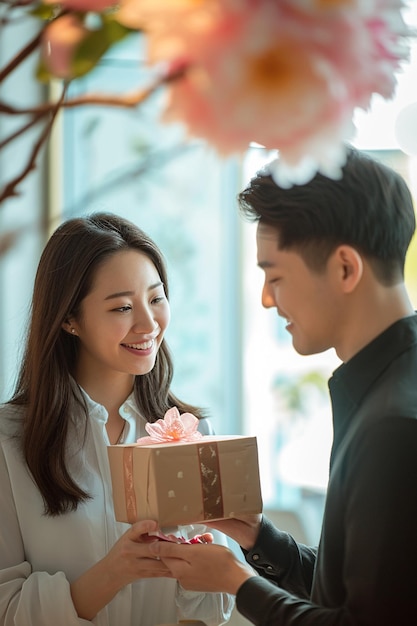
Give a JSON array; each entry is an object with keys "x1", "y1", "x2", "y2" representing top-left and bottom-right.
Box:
[{"x1": 1, "y1": 2, "x2": 416, "y2": 550}]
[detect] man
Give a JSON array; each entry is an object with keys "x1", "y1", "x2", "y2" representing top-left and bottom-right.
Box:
[{"x1": 148, "y1": 147, "x2": 417, "y2": 625}]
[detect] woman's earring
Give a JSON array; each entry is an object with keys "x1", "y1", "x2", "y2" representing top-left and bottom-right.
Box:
[{"x1": 71, "y1": 328, "x2": 76, "y2": 334}]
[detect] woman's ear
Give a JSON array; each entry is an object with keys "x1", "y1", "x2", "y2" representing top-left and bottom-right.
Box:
[
  {"x1": 333, "y1": 245, "x2": 363, "y2": 294},
  {"x1": 62, "y1": 319, "x2": 78, "y2": 336}
]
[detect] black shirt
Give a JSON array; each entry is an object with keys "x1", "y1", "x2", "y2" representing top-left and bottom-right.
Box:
[{"x1": 237, "y1": 314, "x2": 417, "y2": 625}]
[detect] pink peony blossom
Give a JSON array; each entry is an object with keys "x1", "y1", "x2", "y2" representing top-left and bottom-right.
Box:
[
  {"x1": 136, "y1": 406, "x2": 203, "y2": 444},
  {"x1": 122, "y1": 0, "x2": 412, "y2": 184},
  {"x1": 41, "y1": 14, "x2": 88, "y2": 79},
  {"x1": 116, "y1": 0, "x2": 220, "y2": 32}
]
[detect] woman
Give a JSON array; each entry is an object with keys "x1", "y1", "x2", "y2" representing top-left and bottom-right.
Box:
[{"x1": 0, "y1": 213, "x2": 234, "y2": 626}]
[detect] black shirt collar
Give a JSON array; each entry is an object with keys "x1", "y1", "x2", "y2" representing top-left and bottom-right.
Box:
[{"x1": 328, "y1": 313, "x2": 417, "y2": 457}]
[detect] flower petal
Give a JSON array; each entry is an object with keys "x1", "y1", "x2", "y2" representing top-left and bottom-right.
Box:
[{"x1": 138, "y1": 407, "x2": 203, "y2": 443}]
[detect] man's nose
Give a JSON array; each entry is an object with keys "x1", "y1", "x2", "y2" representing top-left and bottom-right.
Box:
[{"x1": 261, "y1": 284, "x2": 275, "y2": 309}]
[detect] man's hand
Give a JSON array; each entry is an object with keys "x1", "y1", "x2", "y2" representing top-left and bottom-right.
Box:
[
  {"x1": 203, "y1": 513, "x2": 262, "y2": 550},
  {"x1": 147, "y1": 541, "x2": 256, "y2": 595}
]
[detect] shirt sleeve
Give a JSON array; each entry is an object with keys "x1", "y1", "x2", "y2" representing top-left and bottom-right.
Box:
[
  {"x1": 236, "y1": 418, "x2": 417, "y2": 626},
  {"x1": 243, "y1": 516, "x2": 316, "y2": 598},
  {"x1": 0, "y1": 438, "x2": 92, "y2": 626},
  {"x1": 197, "y1": 417, "x2": 216, "y2": 436},
  {"x1": 236, "y1": 523, "x2": 346, "y2": 626}
]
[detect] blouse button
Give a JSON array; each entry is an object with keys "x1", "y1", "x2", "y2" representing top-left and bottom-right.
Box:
[{"x1": 252, "y1": 554, "x2": 260, "y2": 561}]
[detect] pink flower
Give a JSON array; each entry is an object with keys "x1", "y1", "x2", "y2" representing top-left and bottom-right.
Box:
[
  {"x1": 41, "y1": 14, "x2": 88, "y2": 79},
  {"x1": 136, "y1": 406, "x2": 203, "y2": 444},
  {"x1": 125, "y1": 0, "x2": 411, "y2": 184},
  {"x1": 116, "y1": 0, "x2": 220, "y2": 32}
]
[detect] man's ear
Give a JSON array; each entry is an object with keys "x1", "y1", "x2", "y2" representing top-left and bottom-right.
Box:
[{"x1": 333, "y1": 245, "x2": 363, "y2": 294}]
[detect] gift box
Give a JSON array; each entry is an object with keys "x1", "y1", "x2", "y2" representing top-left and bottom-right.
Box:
[{"x1": 107, "y1": 434, "x2": 263, "y2": 526}]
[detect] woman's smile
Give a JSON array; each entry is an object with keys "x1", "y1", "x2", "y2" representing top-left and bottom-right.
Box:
[{"x1": 122, "y1": 339, "x2": 157, "y2": 354}]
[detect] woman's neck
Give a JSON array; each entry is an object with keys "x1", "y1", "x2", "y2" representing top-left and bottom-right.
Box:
[{"x1": 75, "y1": 369, "x2": 135, "y2": 418}]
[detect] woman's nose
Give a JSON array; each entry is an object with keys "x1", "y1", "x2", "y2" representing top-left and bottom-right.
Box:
[{"x1": 131, "y1": 307, "x2": 159, "y2": 334}]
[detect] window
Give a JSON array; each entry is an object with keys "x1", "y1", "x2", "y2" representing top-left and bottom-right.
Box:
[{"x1": 61, "y1": 34, "x2": 243, "y2": 434}]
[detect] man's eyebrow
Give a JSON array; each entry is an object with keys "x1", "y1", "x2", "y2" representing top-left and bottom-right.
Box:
[
  {"x1": 257, "y1": 261, "x2": 274, "y2": 269},
  {"x1": 104, "y1": 283, "x2": 163, "y2": 300}
]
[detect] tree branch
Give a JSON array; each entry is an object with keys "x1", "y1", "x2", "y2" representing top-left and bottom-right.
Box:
[
  {"x1": 0, "y1": 42, "x2": 188, "y2": 205},
  {"x1": 0, "y1": 84, "x2": 67, "y2": 203},
  {"x1": 0, "y1": 28, "x2": 43, "y2": 84},
  {"x1": 0, "y1": 64, "x2": 186, "y2": 115},
  {"x1": 0, "y1": 110, "x2": 47, "y2": 150}
]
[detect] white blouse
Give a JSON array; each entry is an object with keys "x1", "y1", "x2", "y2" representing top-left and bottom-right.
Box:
[{"x1": 0, "y1": 390, "x2": 234, "y2": 626}]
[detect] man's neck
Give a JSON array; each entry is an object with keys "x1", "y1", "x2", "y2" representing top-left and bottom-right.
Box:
[{"x1": 335, "y1": 282, "x2": 414, "y2": 362}]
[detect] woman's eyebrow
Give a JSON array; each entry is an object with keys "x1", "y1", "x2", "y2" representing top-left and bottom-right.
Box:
[{"x1": 104, "y1": 283, "x2": 163, "y2": 300}]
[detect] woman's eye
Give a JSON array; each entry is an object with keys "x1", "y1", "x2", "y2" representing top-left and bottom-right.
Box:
[
  {"x1": 114, "y1": 305, "x2": 132, "y2": 312},
  {"x1": 151, "y1": 296, "x2": 165, "y2": 305}
]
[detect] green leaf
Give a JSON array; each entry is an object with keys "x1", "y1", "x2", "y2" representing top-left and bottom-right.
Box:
[
  {"x1": 34, "y1": 13, "x2": 137, "y2": 83},
  {"x1": 36, "y1": 57, "x2": 54, "y2": 83},
  {"x1": 71, "y1": 19, "x2": 134, "y2": 78},
  {"x1": 30, "y1": 3, "x2": 60, "y2": 21}
]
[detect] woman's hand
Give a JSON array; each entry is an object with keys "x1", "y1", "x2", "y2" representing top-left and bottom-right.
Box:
[
  {"x1": 70, "y1": 520, "x2": 172, "y2": 620},
  {"x1": 102, "y1": 520, "x2": 173, "y2": 587}
]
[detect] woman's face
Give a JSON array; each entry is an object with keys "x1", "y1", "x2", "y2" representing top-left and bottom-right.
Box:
[{"x1": 69, "y1": 249, "x2": 170, "y2": 386}]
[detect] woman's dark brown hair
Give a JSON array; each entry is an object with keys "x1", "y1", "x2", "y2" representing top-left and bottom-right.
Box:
[{"x1": 10, "y1": 212, "x2": 205, "y2": 516}]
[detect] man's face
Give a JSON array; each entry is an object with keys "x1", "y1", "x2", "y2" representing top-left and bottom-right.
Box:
[{"x1": 256, "y1": 222, "x2": 341, "y2": 356}]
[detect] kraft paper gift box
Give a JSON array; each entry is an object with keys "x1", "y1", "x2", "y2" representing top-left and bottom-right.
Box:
[{"x1": 107, "y1": 435, "x2": 263, "y2": 527}]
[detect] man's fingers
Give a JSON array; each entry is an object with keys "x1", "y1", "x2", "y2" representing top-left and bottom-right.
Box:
[
  {"x1": 149, "y1": 539, "x2": 178, "y2": 557},
  {"x1": 148, "y1": 540, "x2": 199, "y2": 561}
]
